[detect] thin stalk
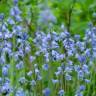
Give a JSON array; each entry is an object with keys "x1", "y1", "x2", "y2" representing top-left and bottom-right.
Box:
[
  {"x1": 67, "y1": 0, "x2": 76, "y2": 32},
  {"x1": 10, "y1": 36, "x2": 16, "y2": 96}
]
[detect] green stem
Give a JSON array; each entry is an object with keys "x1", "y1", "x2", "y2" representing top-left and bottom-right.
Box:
[{"x1": 10, "y1": 37, "x2": 16, "y2": 96}]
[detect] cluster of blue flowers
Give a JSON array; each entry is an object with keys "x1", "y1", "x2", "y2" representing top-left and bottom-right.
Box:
[
  {"x1": 0, "y1": 0, "x2": 96, "y2": 96},
  {"x1": 0, "y1": 0, "x2": 30, "y2": 95}
]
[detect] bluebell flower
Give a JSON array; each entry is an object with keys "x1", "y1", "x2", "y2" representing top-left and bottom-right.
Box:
[
  {"x1": 18, "y1": 49, "x2": 24, "y2": 57},
  {"x1": 15, "y1": 25, "x2": 23, "y2": 31},
  {"x1": 7, "y1": 18, "x2": 15, "y2": 25},
  {"x1": 35, "y1": 68, "x2": 39, "y2": 74},
  {"x1": 52, "y1": 79, "x2": 59, "y2": 84},
  {"x1": 55, "y1": 71, "x2": 61, "y2": 76},
  {"x1": 79, "y1": 85, "x2": 85, "y2": 91},
  {"x1": 65, "y1": 73, "x2": 72, "y2": 81},
  {"x1": 43, "y1": 88, "x2": 51, "y2": 96},
  {"x1": 0, "y1": 32, "x2": 3, "y2": 39},
  {"x1": 42, "y1": 64, "x2": 49, "y2": 71},
  {"x1": 58, "y1": 89, "x2": 64, "y2": 96},
  {"x1": 76, "y1": 41, "x2": 82, "y2": 48},
  {"x1": 38, "y1": 9, "x2": 56, "y2": 24},
  {"x1": 51, "y1": 50, "x2": 57, "y2": 56},
  {"x1": 25, "y1": 46, "x2": 31, "y2": 53},
  {"x1": 82, "y1": 64, "x2": 89, "y2": 74},
  {"x1": 93, "y1": 51, "x2": 96, "y2": 58},
  {"x1": 1, "y1": 83, "x2": 11, "y2": 95},
  {"x1": 10, "y1": 6, "x2": 21, "y2": 16},
  {"x1": 13, "y1": 52, "x2": 19, "y2": 61},
  {"x1": 68, "y1": 60, "x2": 73, "y2": 65},
  {"x1": 61, "y1": 63, "x2": 65, "y2": 70},
  {"x1": 84, "y1": 49, "x2": 91, "y2": 57},
  {"x1": 17, "y1": 38, "x2": 22, "y2": 44},
  {"x1": 15, "y1": 15, "x2": 22, "y2": 22},
  {"x1": 2, "y1": 66, "x2": 8, "y2": 76},
  {"x1": 29, "y1": 56, "x2": 36, "y2": 63},
  {"x1": 75, "y1": 92, "x2": 83, "y2": 96},
  {"x1": 61, "y1": 31, "x2": 70, "y2": 39},
  {"x1": 14, "y1": 0, "x2": 18, "y2": 5},
  {"x1": 60, "y1": 32, "x2": 66, "y2": 39},
  {"x1": 6, "y1": 42, "x2": 12, "y2": 48},
  {"x1": 78, "y1": 70, "x2": 84, "y2": 79},
  {"x1": 4, "y1": 32, "x2": 12, "y2": 39},
  {"x1": 34, "y1": 64, "x2": 38, "y2": 68},
  {"x1": 52, "y1": 31, "x2": 59, "y2": 41},
  {"x1": 51, "y1": 40, "x2": 59, "y2": 48},
  {"x1": 5, "y1": 77, "x2": 10, "y2": 83},
  {"x1": 22, "y1": 32, "x2": 28, "y2": 40},
  {"x1": 55, "y1": 67, "x2": 62, "y2": 76},
  {"x1": 65, "y1": 66, "x2": 73, "y2": 73},
  {"x1": 3, "y1": 47, "x2": 12, "y2": 54},
  {"x1": 59, "y1": 54, "x2": 65, "y2": 60},
  {"x1": 78, "y1": 55, "x2": 86, "y2": 63},
  {"x1": 37, "y1": 75, "x2": 42, "y2": 80},
  {"x1": 44, "y1": 52, "x2": 49, "y2": 62},
  {"x1": 67, "y1": 50, "x2": 73, "y2": 56},
  {"x1": 19, "y1": 77, "x2": 26, "y2": 85},
  {"x1": 16, "y1": 88, "x2": 25, "y2": 96},
  {"x1": 84, "y1": 79, "x2": 90, "y2": 83},
  {"x1": 74, "y1": 65, "x2": 80, "y2": 72},
  {"x1": 30, "y1": 80, "x2": 36, "y2": 86},
  {"x1": 61, "y1": 24, "x2": 65, "y2": 30},
  {"x1": 64, "y1": 31, "x2": 70, "y2": 37},
  {"x1": 47, "y1": 33, "x2": 51, "y2": 40},
  {"x1": 2, "y1": 22, "x2": 7, "y2": 31},
  {"x1": 88, "y1": 22, "x2": 93, "y2": 28},
  {"x1": 57, "y1": 67, "x2": 62, "y2": 72},
  {"x1": 0, "y1": 77, "x2": 2, "y2": 84},
  {"x1": 16, "y1": 61, "x2": 24, "y2": 70},
  {"x1": 0, "y1": 13, "x2": 4, "y2": 21},
  {"x1": 0, "y1": 55, "x2": 6, "y2": 64},
  {"x1": 51, "y1": 50, "x2": 60, "y2": 61},
  {"x1": 74, "y1": 34, "x2": 80, "y2": 40},
  {"x1": 35, "y1": 51, "x2": 41, "y2": 56},
  {"x1": 27, "y1": 71, "x2": 32, "y2": 76}
]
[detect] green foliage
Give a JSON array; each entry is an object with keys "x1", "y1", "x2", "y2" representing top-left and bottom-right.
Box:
[{"x1": 1, "y1": 0, "x2": 96, "y2": 35}]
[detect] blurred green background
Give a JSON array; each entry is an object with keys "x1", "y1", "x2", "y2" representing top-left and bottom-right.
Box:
[{"x1": 1, "y1": 0, "x2": 96, "y2": 36}]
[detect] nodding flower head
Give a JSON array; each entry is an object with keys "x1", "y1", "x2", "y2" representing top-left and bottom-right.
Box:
[
  {"x1": 42, "y1": 64, "x2": 49, "y2": 71},
  {"x1": 0, "y1": 13, "x2": 4, "y2": 21},
  {"x1": 14, "y1": 0, "x2": 18, "y2": 5},
  {"x1": 16, "y1": 61, "x2": 24, "y2": 70},
  {"x1": 58, "y1": 89, "x2": 64, "y2": 96},
  {"x1": 1, "y1": 83, "x2": 11, "y2": 95},
  {"x1": 16, "y1": 88, "x2": 25, "y2": 96},
  {"x1": 79, "y1": 85, "x2": 85, "y2": 91},
  {"x1": 10, "y1": 6, "x2": 21, "y2": 16},
  {"x1": 2, "y1": 66, "x2": 9, "y2": 76},
  {"x1": 43, "y1": 88, "x2": 51, "y2": 96}
]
